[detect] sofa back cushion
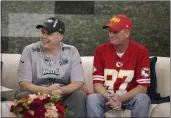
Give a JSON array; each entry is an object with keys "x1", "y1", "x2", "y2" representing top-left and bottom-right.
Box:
[
  {"x1": 2, "y1": 54, "x2": 170, "y2": 98},
  {"x1": 2, "y1": 53, "x2": 21, "y2": 90},
  {"x1": 81, "y1": 56, "x2": 94, "y2": 93},
  {"x1": 155, "y1": 57, "x2": 170, "y2": 97}
]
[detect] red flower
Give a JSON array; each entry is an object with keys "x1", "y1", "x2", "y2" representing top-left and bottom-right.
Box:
[
  {"x1": 43, "y1": 96, "x2": 50, "y2": 104},
  {"x1": 21, "y1": 106, "x2": 29, "y2": 114},
  {"x1": 10, "y1": 105, "x2": 15, "y2": 112},
  {"x1": 56, "y1": 102, "x2": 65, "y2": 117},
  {"x1": 34, "y1": 108, "x2": 46, "y2": 117},
  {"x1": 31, "y1": 98, "x2": 44, "y2": 108},
  {"x1": 17, "y1": 102, "x2": 23, "y2": 107},
  {"x1": 29, "y1": 98, "x2": 44, "y2": 112},
  {"x1": 23, "y1": 111, "x2": 33, "y2": 118},
  {"x1": 24, "y1": 95, "x2": 29, "y2": 99},
  {"x1": 11, "y1": 93, "x2": 68, "y2": 118}
]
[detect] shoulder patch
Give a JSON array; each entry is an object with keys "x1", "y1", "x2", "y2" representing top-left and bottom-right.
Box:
[
  {"x1": 28, "y1": 41, "x2": 41, "y2": 52},
  {"x1": 141, "y1": 67, "x2": 150, "y2": 78},
  {"x1": 32, "y1": 47, "x2": 40, "y2": 52},
  {"x1": 62, "y1": 47, "x2": 71, "y2": 50},
  {"x1": 20, "y1": 60, "x2": 24, "y2": 63}
]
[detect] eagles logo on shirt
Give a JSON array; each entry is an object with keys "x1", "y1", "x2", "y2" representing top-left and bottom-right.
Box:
[
  {"x1": 42, "y1": 69, "x2": 60, "y2": 75},
  {"x1": 59, "y1": 58, "x2": 68, "y2": 66},
  {"x1": 141, "y1": 67, "x2": 150, "y2": 78}
]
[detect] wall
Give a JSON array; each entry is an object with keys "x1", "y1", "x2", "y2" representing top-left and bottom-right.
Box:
[{"x1": 2, "y1": 1, "x2": 170, "y2": 56}]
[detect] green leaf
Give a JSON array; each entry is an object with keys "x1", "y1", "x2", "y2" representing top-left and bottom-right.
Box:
[
  {"x1": 13, "y1": 107, "x2": 22, "y2": 115},
  {"x1": 50, "y1": 96, "x2": 60, "y2": 102}
]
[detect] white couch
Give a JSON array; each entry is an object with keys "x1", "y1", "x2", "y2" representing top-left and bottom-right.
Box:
[{"x1": 1, "y1": 53, "x2": 170, "y2": 117}]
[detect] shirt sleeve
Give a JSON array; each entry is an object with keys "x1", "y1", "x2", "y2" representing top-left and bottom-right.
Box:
[
  {"x1": 135, "y1": 47, "x2": 150, "y2": 87},
  {"x1": 18, "y1": 46, "x2": 32, "y2": 82},
  {"x1": 93, "y1": 47, "x2": 105, "y2": 84},
  {"x1": 70, "y1": 47, "x2": 84, "y2": 83}
]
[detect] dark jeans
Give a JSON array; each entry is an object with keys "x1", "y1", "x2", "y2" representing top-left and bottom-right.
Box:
[
  {"x1": 15, "y1": 90, "x2": 86, "y2": 117},
  {"x1": 60, "y1": 90, "x2": 86, "y2": 117}
]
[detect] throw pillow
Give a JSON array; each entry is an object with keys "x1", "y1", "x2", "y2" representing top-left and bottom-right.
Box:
[{"x1": 147, "y1": 56, "x2": 160, "y2": 101}]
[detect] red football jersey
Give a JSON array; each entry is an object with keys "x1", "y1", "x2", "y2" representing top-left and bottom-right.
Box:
[{"x1": 93, "y1": 40, "x2": 150, "y2": 96}]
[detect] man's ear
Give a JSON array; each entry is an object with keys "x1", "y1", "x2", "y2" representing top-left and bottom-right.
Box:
[
  {"x1": 60, "y1": 34, "x2": 64, "y2": 41},
  {"x1": 125, "y1": 29, "x2": 131, "y2": 37}
]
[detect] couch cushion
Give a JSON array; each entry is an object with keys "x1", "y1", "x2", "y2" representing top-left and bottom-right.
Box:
[
  {"x1": 105, "y1": 104, "x2": 157, "y2": 117},
  {"x1": 155, "y1": 57, "x2": 170, "y2": 97},
  {"x1": 81, "y1": 56, "x2": 94, "y2": 93},
  {"x1": 147, "y1": 57, "x2": 170, "y2": 103},
  {"x1": 2, "y1": 101, "x2": 14, "y2": 117},
  {"x1": 2, "y1": 53, "x2": 21, "y2": 90},
  {"x1": 2, "y1": 53, "x2": 21, "y2": 100},
  {"x1": 123, "y1": 104, "x2": 157, "y2": 117},
  {"x1": 150, "y1": 103, "x2": 170, "y2": 117}
]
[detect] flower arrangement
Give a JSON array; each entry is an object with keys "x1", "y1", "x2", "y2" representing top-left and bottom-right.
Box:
[{"x1": 10, "y1": 92, "x2": 71, "y2": 117}]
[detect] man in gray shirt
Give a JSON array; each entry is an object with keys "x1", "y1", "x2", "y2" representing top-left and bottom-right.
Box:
[{"x1": 15, "y1": 17, "x2": 86, "y2": 117}]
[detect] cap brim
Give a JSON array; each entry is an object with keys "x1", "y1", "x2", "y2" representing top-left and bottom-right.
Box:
[
  {"x1": 36, "y1": 24, "x2": 54, "y2": 33},
  {"x1": 102, "y1": 23, "x2": 121, "y2": 31},
  {"x1": 36, "y1": 25, "x2": 43, "y2": 29},
  {"x1": 102, "y1": 25, "x2": 109, "y2": 29}
]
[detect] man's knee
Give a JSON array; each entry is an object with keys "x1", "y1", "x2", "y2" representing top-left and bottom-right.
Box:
[
  {"x1": 87, "y1": 93, "x2": 105, "y2": 106},
  {"x1": 71, "y1": 90, "x2": 86, "y2": 101},
  {"x1": 62, "y1": 90, "x2": 86, "y2": 107},
  {"x1": 87, "y1": 93, "x2": 107, "y2": 117},
  {"x1": 134, "y1": 93, "x2": 151, "y2": 105},
  {"x1": 15, "y1": 91, "x2": 32, "y2": 100}
]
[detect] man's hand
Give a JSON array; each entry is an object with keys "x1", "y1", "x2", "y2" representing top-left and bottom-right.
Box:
[
  {"x1": 50, "y1": 88, "x2": 62, "y2": 96},
  {"x1": 49, "y1": 83, "x2": 60, "y2": 90},
  {"x1": 106, "y1": 94, "x2": 122, "y2": 110},
  {"x1": 49, "y1": 84, "x2": 63, "y2": 96}
]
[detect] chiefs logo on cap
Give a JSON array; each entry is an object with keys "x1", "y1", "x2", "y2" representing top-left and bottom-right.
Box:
[
  {"x1": 141, "y1": 67, "x2": 150, "y2": 78},
  {"x1": 110, "y1": 17, "x2": 120, "y2": 23}
]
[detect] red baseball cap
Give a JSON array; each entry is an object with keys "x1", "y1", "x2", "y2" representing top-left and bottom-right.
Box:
[{"x1": 103, "y1": 14, "x2": 132, "y2": 31}]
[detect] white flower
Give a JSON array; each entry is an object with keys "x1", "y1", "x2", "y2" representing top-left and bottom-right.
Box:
[
  {"x1": 45, "y1": 108, "x2": 59, "y2": 117},
  {"x1": 28, "y1": 94, "x2": 37, "y2": 100}
]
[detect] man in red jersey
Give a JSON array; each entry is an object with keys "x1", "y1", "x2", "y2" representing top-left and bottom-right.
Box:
[{"x1": 87, "y1": 14, "x2": 151, "y2": 117}]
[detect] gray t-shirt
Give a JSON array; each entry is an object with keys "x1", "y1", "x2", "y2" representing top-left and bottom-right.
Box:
[{"x1": 18, "y1": 41, "x2": 84, "y2": 87}]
